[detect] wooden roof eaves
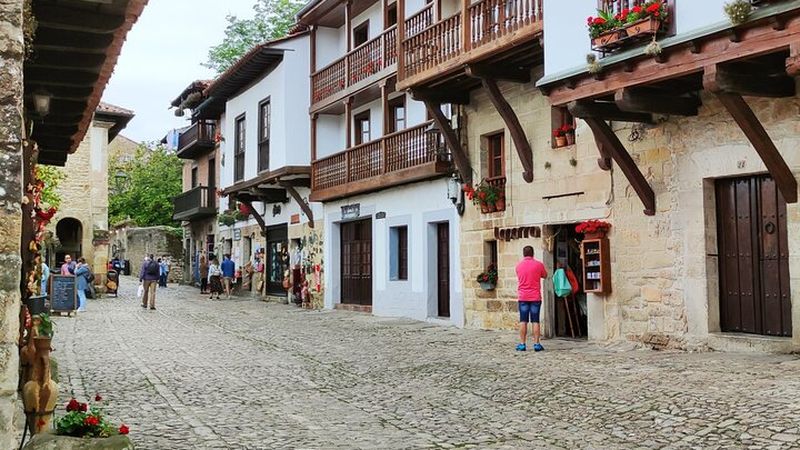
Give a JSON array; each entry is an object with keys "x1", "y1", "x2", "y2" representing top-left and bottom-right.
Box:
[{"x1": 536, "y1": 0, "x2": 800, "y2": 90}]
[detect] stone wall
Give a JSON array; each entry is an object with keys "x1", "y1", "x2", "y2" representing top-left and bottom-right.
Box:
[
  {"x1": 111, "y1": 226, "x2": 184, "y2": 282},
  {"x1": 0, "y1": 1, "x2": 24, "y2": 446},
  {"x1": 460, "y1": 69, "x2": 800, "y2": 350}
]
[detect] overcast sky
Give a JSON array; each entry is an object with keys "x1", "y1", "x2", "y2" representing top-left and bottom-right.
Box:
[{"x1": 101, "y1": 0, "x2": 257, "y2": 143}]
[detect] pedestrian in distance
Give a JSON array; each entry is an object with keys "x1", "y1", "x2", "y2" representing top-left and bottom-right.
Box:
[
  {"x1": 515, "y1": 245, "x2": 548, "y2": 352},
  {"x1": 61, "y1": 254, "x2": 76, "y2": 275},
  {"x1": 199, "y1": 253, "x2": 209, "y2": 294},
  {"x1": 221, "y1": 254, "x2": 235, "y2": 299},
  {"x1": 74, "y1": 257, "x2": 91, "y2": 312},
  {"x1": 139, "y1": 254, "x2": 160, "y2": 310},
  {"x1": 158, "y1": 257, "x2": 168, "y2": 287},
  {"x1": 208, "y1": 258, "x2": 223, "y2": 300},
  {"x1": 41, "y1": 260, "x2": 50, "y2": 297}
]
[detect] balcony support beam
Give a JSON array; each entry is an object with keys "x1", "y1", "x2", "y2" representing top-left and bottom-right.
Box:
[
  {"x1": 614, "y1": 87, "x2": 700, "y2": 116},
  {"x1": 467, "y1": 66, "x2": 533, "y2": 183},
  {"x1": 279, "y1": 181, "x2": 315, "y2": 228},
  {"x1": 410, "y1": 87, "x2": 470, "y2": 105},
  {"x1": 703, "y1": 82, "x2": 797, "y2": 204},
  {"x1": 422, "y1": 99, "x2": 473, "y2": 185},
  {"x1": 570, "y1": 100, "x2": 656, "y2": 216},
  {"x1": 237, "y1": 198, "x2": 268, "y2": 237}
]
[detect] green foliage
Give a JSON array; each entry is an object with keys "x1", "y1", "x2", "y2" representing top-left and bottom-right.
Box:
[
  {"x1": 204, "y1": 0, "x2": 306, "y2": 73},
  {"x1": 109, "y1": 144, "x2": 183, "y2": 227},
  {"x1": 56, "y1": 406, "x2": 114, "y2": 438},
  {"x1": 37, "y1": 313, "x2": 54, "y2": 338},
  {"x1": 724, "y1": 0, "x2": 752, "y2": 25},
  {"x1": 36, "y1": 165, "x2": 65, "y2": 210}
]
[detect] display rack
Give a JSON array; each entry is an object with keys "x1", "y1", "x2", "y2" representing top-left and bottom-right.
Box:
[{"x1": 581, "y1": 238, "x2": 611, "y2": 294}]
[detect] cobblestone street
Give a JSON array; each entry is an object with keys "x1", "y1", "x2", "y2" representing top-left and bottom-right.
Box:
[{"x1": 52, "y1": 277, "x2": 800, "y2": 450}]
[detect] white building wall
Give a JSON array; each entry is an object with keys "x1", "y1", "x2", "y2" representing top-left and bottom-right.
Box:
[
  {"x1": 279, "y1": 36, "x2": 312, "y2": 167},
  {"x1": 317, "y1": 114, "x2": 346, "y2": 158},
  {"x1": 405, "y1": 93, "x2": 427, "y2": 127},
  {"x1": 543, "y1": 0, "x2": 735, "y2": 76},
  {"x1": 322, "y1": 179, "x2": 464, "y2": 327},
  {"x1": 352, "y1": 1, "x2": 384, "y2": 39},
  {"x1": 315, "y1": 26, "x2": 345, "y2": 69}
]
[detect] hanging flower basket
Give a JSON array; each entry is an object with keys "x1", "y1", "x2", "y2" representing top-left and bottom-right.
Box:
[
  {"x1": 476, "y1": 264, "x2": 498, "y2": 290},
  {"x1": 588, "y1": 1, "x2": 668, "y2": 54},
  {"x1": 576, "y1": 220, "x2": 611, "y2": 239}
]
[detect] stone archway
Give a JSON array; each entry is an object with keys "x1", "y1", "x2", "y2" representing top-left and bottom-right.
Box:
[{"x1": 55, "y1": 217, "x2": 83, "y2": 265}]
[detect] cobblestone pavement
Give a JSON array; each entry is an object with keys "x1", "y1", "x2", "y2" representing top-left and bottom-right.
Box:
[{"x1": 52, "y1": 276, "x2": 800, "y2": 450}]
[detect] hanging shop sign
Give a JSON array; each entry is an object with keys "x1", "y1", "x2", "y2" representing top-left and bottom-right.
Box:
[
  {"x1": 341, "y1": 204, "x2": 360, "y2": 220},
  {"x1": 494, "y1": 226, "x2": 541, "y2": 242}
]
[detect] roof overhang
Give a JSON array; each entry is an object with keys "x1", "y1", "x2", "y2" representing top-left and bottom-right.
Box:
[
  {"x1": 26, "y1": 0, "x2": 148, "y2": 166},
  {"x1": 221, "y1": 166, "x2": 311, "y2": 198},
  {"x1": 95, "y1": 102, "x2": 135, "y2": 141}
]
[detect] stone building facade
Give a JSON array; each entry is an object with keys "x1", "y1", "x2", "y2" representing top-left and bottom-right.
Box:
[
  {"x1": 111, "y1": 225, "x2": 184, "y2": 282},
  {"x1": 47, "y1": 104, "x2": 133, "y2": 288},
  {"x1": 0, "y1": 1, "x2": 25, "y2": 446}
]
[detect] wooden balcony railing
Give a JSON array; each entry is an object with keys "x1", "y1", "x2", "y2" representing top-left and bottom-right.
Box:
[
  {"x1": 598, "y1": 0, "x2": 647, "y2": 14},
  {"x1": 400, "y1": 0, "x2": 542, "y2": 82},
  {"x1": 311, "y1": 7, "x2": 434, "y2": 107},
  {"x1": 177, "y1": 120, "x2": 215, "y2": 159},
  {"x1": 173, "y1": 186, "x2": 217, "y2": 221},
  {"x1": 312, "y1": 121, "x2": 449, "y2": 198}
]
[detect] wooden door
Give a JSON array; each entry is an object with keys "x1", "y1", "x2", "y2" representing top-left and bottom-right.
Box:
[
  {"x1": 266, "y1": 225, "x2": 288, "y2": 296},
  {"x1": 341, "y1": 219, "x2": 372, "y2": 305},
  {"x1": 716, "y1": 175, "x2": 792, "y2": 337},
  {"x1": 437, "y1": 223, "x2": 450, "y2": 317}
]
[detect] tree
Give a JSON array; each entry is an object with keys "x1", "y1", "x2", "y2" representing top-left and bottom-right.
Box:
[
  {"x1": 204, "y1": 0, "x2": 306, "y2": 73},
  {"x1": 36, "y1": 165, "x2": 65, "y2": 210},
  {"x1": 109, "y1": 144, "x2": 183, "y2": 227}
]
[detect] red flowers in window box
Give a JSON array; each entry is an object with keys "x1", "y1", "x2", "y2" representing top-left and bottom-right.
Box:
[
  {"x1": 588, "y1": 1, "x2": 668, "y2": 51},
  {"x1": 575, "y1": 220, "x2": 611, "y2": 239}
]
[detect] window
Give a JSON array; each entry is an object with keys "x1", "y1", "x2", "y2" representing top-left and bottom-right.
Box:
[
  {"x1": 486, "y1": 132, "x2": 504, "y2": 178},
  {"x1": 258, "y1": 99, "x2": 270, "y2": 172},
  {"x1": 390, "y1": 225, "x2": 408, "y2": 280},
  {"x1": 355, "y1": 111, "x2": 371, "y2": 145},
  {"x1": 353, "y1": 21, "x2": 369, "y2": 47},
  {"x1": 485, "y1": 240, "x2": 498, "y2": 268},
  {"x1": 388, "y1": 96, "x2": 406, "y2": 133},
  {"x1": 207, "y1": 235, "x2": 215, "y2": 255},
  {"x1": 191, "y1": 166, "x2": 198, "y2": 188},
  {"x1": 234, "y1": 115, "x2": 246, "y2": 181},
  {"x1": 551, "y1": 106, "x2": 576, "y2": 149},
  {"x1": 386, "y1": 3, "x2": 397, "y2": 28}
]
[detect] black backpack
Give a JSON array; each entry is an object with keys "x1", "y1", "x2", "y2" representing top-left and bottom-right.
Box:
[{"x1": 146, "y1": 261, "x2": 159, "y2": 276}]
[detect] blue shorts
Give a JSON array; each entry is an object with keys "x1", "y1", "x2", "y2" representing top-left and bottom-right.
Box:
[{"x1": 519, "y1": 301, "x2": 542, "y2": 323}]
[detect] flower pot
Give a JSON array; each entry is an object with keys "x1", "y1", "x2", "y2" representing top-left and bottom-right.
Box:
[
  {"x1": 565, "y1": 132, "x2": 575, "y2": 146},
  {"x1": 487, "y1": 202, "x2": 497, "y2": 213},
  {"x1": 495, "y1": 198, "x2": 506, "y2": 212},
  {"x1": 622, "y1": 17, "x2": 661, "y2": 39},
  {"x1": 479, "y1": 282, "x2": 496, "y2": 291},
  {"x1": 480, "y1": 203, "x2": 490, "y2": 214},
  {"x1": 25, "y1": 295, "x2": 49, "y2": 316},
  {"x1": 583, "y1": 231, "x2": 607, "y2": 240},
  {"x1": 23, "y1": 432, "x2": 135, "y2": 450},
  {"x1": 592, "y1": 28, "x2": 621, "y2": 50},
  {"x1": 555, "y1": 136, "x2": 567, "y2": 148}
]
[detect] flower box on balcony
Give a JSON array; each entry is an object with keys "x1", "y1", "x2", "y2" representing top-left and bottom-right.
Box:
[
  {"x1": 592, "y1": 17, "x2": 662, "y2": 53},
  {"x1": 589, "y1": 1, "x2": 668, "y2": 55}
]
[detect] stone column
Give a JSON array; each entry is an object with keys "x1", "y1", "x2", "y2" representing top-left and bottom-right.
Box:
[{"x1": 0, "y1": 0, "x2": 25, "y2": 447}]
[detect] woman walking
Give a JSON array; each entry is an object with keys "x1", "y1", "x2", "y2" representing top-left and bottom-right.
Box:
[
  {"x1": 199, "y1": 254, "x2": 209, "y2": 294},
  {"x1": 208, "y1": 258, "x2": 223, "y2": 300}
]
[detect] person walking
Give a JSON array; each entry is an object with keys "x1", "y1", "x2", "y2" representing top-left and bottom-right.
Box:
[
  {"x1": 74, "y1": 258, "x2": 91, "y2": 312},
  {"x1": 41, "y1": 260, "x2": 50, "y2": 296},
  {"x1": 61, "y1": 254, "x2": 76, "y2": 275},
  {"x1": 158, "y1": 257, "x2": 168, "y2": 287},
  {"x1": 221, "y1": 254, "x2": 235, "y2": 299},
  {"x1": 208, "y1": 258, "x2": 223, "y2": 300},
  {"x1": 199, "y1": 254, "x2": 209, "y2": 294},
  {"x1": 139, "y1": 254, "x2": 160, "y2": 310},
  {"x1": 515, "y1": 245, "x2": 548, "y2": 352}
]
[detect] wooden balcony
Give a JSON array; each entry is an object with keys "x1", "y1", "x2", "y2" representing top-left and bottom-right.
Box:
[
  {"x1": 397, "y1": 0, "x2": 543, "y2": 89},
  {"x1": 176, "y1": 121, "x2": 215, "y2": 160},
  {"x1": 173, "y1": 186, "x2": 217, "y2": 221},
  {"x1": 310, "y1": 120, "x2": 451, "y2": 201},
  {"x1": 311, "y1": 5, "x2": 433, "y2": 111}
]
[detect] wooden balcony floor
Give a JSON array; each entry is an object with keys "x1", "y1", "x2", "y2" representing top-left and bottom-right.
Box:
[{"x1": 310, "y1": 160, "x2": 450, "y2": 202}]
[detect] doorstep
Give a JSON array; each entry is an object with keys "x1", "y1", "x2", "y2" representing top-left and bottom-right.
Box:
[
  {"x1": 707, "y1": 332, "x2": 797, "y2": 354},
  {"x1": 335, "y1": 304, "x2": 372, "y2": 313}
]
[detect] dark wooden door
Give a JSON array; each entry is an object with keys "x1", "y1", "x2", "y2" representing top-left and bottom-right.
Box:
[
  {"x1": 717, "y1": 175, "x2": 792, "y2": 337},
  {"x1": 437, "y1": 222, "x2": 450, "y2": 317},
  {"x1": 266, "y1": 225, "x2": 288, "y2": 296},
  {"x1": 341, "y1": 219, "x2": 372, "y2": 305}
]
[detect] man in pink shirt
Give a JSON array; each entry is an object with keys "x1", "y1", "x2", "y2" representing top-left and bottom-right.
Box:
[{"x1": 515, "y1": 246, "x2": 547, "y2": 352}]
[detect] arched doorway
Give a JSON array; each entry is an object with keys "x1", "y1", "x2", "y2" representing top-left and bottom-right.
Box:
[{"x1": 56, "y1": 217, "x2": 83, "y2": 267}]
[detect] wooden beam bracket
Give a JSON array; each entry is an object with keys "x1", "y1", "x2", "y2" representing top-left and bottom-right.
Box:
[
  {"x1": 703, "y1": 63, "x2": 795, "y2": 98},
  {"x1": 570, "y1": 106, "x2": 656, "y2": 215},
  {"x1": 410, "y1": 87, "x2": 470, "y2": 105},
  {"x1": 279, "y1": 181, "x2": 315, "y2": 228},
  {"x1": 236, "y1": 197, "x2": 268, "y2": 236},
  {"x1": 465, "y1": 63, "x2": 531, "y2": 84},
  {"x1": 421, "y1": 99, "x2": 473, "y2": 185},
  {"x1": 466, "y1": 71, "x2": 534, "y2": 183},
  {"x1": 568, "y1": 100, "x2": 653, "y2": 123},
  {"x1": 614, "y1": 87, "x2": 700, "y2": 116}
]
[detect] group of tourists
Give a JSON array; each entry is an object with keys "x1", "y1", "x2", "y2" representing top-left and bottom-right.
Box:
[
  {"x1": 47, "y1": 254, "x2": 93, "y2": 312},
  {"x1": 198, "y1": 254, "x2": 235, "y2": 300}
]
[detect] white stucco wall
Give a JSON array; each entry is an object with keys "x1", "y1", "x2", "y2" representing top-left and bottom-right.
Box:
[
  {"x1": 543, "y1": 0, "x2": 735, "y2": 76},
  {"x1": 352, "y1": 98, "x2": 383, "y2": 140},
  {"x1": 315, "y1": 26, "x2": 344, "y2": 69},
  {"x1": 317, "y1": 114, "x2": 346, "y2": 158},
  {"x1": 352, "y1": 1, "x2": 384, "y2": 40},
  {"x1": 323, "y1": 179, "x2": 465, "y2": 327}
]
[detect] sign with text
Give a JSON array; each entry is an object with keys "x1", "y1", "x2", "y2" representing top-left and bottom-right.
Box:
[
  {"x1": 50, "y1": 275, "x2": 77, "y2": 313},
  {"x1": 341, "y1": 204, "x2": 360, "y2": 220},
  {"x1": 234, "y1": 229, "x2": 241, "y2": 241}
]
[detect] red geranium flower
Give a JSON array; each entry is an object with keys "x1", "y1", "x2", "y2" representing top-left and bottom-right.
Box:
[
  {"x1": 66, "y1": 398, "x2": 80, "y2": 412},
  {"x1": 84, "y1": 416, "x2": 100, "y2": 426},
  {"x1": 37, "y1": 419, "x2": 45, "y2": 427},
  {"x1": 119, "y1": 424, "x2": 130, "y2": 435},
  {"x1": 646, "y1": 2, "x2": 661, "y2": 13},
  {"x1": 632, "y1": 5, "x2": 642, "y2": 13},
  {"x1": 79, "y1": 403, "x2": 88, "y2": 412},
  {"x1": 95, "y1": 394, "x2": 103, "y2": 402},
  {"x1": 593, "y1": 17, "x2": 606, "y2": 25}
]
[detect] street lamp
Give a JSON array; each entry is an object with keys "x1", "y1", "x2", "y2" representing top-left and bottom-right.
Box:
[{"x1": 32, "y1": 89, "x2": 52, "y2": 117}]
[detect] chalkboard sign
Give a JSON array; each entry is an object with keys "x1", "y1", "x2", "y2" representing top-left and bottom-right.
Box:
[{"x1": 50, "y1": 275, "x2": 77, "y2": 313}]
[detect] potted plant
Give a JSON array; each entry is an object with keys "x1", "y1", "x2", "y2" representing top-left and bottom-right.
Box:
[
  {"x1": 563, "y1": 123, "x2": 576, "y2": 145},
  {"x1": 218, "y1": 211, "x2": 236, "y2": 227},
  {"x1": 24, "y1": 395, "x2": 133, "y2": 448},
  {"x1": 463, "y1": 181, "x2": 501, "y2": 214},
  {"x1": 575, "y1": 220, "x2": 612, "y2": 239},
  {"x1": 553, "y1": 126, "x2": 568, "y2": 148},
  {"x1": 476, "y1": 264, "x2": 498, "y2": 290},
  {"x1": 588, "y1": 1, "x2": 668, "y2": 53}
]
